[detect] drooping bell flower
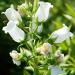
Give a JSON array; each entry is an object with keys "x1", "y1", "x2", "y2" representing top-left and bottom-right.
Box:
[
  {"x1": 2, "y1": 6, "x2": 22, "y2": 24},
  {"x1": 51, "y1": 25, "x2": 73, "y2": 43},
  {"x1": 35, "y1": 1, "x2": 53, "y2": 22},
  {"x1": 2, "y1": 21, "x2": 25, "y2": 42}
]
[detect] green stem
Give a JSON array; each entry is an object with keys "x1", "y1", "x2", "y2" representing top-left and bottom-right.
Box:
[
  {"x1": 33, "y1": 0, "x2": 39, "y2": 13},
  {"x1": 33, "y1": 58, "x2": 39, "y2": 75}
]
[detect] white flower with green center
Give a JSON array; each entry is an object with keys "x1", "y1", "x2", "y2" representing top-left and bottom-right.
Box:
[
  {"x1": 51, "y1": 25, "x2": 73, "y2": 43},
  {"x1": 35, "y1": 1, "x2": 53, "y2": 22},
  {"x1": 2, "y1": 21, "x2": 25, "y2": 42},
  {"x1": 2, "y1": 7, "x2": 22, "y2": 24},
  {"x1": 50, "y1": 65, "x2": 64, "y2": 75},
  {"x1": 10, "y1": 50, "x2": 21, "y2": 66}
]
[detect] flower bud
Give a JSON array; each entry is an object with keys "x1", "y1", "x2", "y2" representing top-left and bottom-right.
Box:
[
  {"x1": 37, "y1": 24, "x2": 43, "y2": 33},
  {"x1": 36, "y1": 43, "x2": 52, "y2": 55},
  {"x1": 55, "y1": 50, "x2": 64, "y2": 64},
  {"x1": 20, "y1": 48, "x2": 32, "y2": 57},
  {"x1": 18, "y1": 3, "x2": 28, "y2": 16}
]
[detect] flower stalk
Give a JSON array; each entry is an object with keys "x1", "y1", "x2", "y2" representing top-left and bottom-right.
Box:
[{"x1": 33, "y1": 0, "x2": 39, "y2": 13}]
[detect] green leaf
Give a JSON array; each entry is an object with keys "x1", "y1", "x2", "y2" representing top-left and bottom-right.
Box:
[{"x1": 23, "y1": 70, "x2": 30, "y2": 75}]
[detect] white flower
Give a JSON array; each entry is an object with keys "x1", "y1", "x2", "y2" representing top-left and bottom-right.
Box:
[
  {"x1": 36, "y1": 43, "x2": 52, "y2": 55},
  {"x1": 9, "y1": 50, "x2": 21, "y2": 66},
  {"x1": 2, "y1": 7, "x2": 22, "y2": 24},
  {"x1": 51, "y1": 25, "x2": 73, "y2": 43},
  {"x1": 50, "y1": 65, "x2": 64, "y2": 75},
  {"x1": 2, "y1": 21, "x2": 25, "y2": 42},
  {"x1": 35, "y1": 1, "x2": 53, "y2": 22}
]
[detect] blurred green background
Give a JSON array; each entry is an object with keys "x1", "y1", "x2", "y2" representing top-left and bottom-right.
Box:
[{"x1": 0, "y1": 0, "x2": 75, "y2": 75}]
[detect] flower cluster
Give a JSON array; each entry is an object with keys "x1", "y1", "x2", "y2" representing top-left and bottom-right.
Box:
[{"x1": 2, "y1": 0, "x2": 73, "y2": 75}]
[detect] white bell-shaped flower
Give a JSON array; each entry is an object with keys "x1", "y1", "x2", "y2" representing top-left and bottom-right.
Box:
[
  {"x1": 2, "y1": 21, "x2": 25, "y2": 42},
  {"x1": 35, "y1": 1, "x2": 53, "y2": 22},
  {"x1": 51, "y1": 25, "x2": 73, "y2": 43},
  {"x1": 50, "y1": 65, "x2": 64, "y2": 75},
  {"x1": 10, "y1": 50, "x2": 21, "y2": 66},
  {"x1": 3, "y1": 7, "x2": 22, "y2": 24}
]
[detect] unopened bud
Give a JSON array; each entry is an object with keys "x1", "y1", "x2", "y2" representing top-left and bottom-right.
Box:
[{"x1": 36, "y1": 43, "x2": 52, "y2": 55}]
